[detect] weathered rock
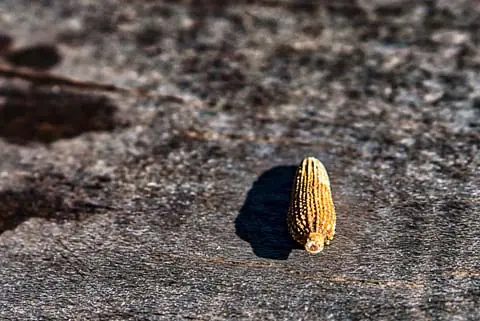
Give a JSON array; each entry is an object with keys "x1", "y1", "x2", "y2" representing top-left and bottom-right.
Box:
[{"x1": 0, "y1": 1, "x2": 479, "y2": 320}]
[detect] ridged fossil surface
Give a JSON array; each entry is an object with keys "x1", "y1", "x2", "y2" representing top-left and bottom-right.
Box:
[{"x1": 287, "y1": 157, "x2": 336, "y2": 254}]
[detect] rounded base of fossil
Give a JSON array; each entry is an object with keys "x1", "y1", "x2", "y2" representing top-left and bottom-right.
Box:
[{"x1": 304, "y1": 233, "x2": 327, "y2": 254}]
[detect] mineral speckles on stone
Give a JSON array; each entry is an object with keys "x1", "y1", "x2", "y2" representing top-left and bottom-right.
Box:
[{"x1": 287, "y1": 157, "x2": 336, "y2": 254}]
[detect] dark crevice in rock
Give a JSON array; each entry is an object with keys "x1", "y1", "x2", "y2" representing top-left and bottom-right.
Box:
[
  {"x1": 5, "y1": 44, "x2": 62, "y2": 70},
  {"x1": 0, "y1": 87, "x2": 126, "y2": 144},
  {"x1": 0, "y1": 173, "x2": 112, "y2": 234}
]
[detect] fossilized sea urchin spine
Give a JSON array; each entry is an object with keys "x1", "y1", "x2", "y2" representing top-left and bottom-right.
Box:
[{"x1": 287, "y1": 157, "x2": 336, "y2": 254}]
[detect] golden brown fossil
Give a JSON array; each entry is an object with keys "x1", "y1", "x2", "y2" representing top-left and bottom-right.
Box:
[{"x1": 287, "y1": 157, "x2": 336, "y2": 254}]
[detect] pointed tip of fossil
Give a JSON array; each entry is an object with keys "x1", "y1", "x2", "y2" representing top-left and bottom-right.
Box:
[{"x1": 301, "y1": 156, "x2": 330, "y2": 186}]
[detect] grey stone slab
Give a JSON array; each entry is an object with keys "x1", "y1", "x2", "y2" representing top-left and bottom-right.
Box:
[{"x1": 0, "y1": 1, "x2": 479, "y2": 320}]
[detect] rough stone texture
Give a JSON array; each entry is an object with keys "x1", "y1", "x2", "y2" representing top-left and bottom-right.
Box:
[{"x1": 0, "y1": 1, "x2": 479, "y2": 320}]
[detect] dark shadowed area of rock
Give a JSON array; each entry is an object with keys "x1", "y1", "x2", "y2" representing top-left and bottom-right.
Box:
[{"x1": 0, "y1": 1, "x2": 479, "y2": 320}]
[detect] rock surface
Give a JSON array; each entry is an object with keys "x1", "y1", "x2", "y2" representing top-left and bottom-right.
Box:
[{"x1": 0, "y1": 1, "x2": 479, "y2": 320}]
